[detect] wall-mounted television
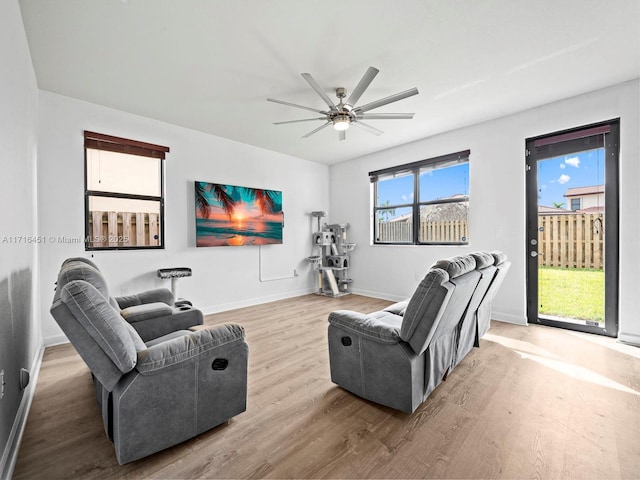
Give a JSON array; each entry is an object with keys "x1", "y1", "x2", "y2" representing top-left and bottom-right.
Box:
[{"x1": 195, "y1": 181, "x2": 283, "y2": 247}]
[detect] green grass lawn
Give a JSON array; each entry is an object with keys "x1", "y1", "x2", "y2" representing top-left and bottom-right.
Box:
[{"x1": 538, "y1": 267, "x2": 605, "y2": 323}]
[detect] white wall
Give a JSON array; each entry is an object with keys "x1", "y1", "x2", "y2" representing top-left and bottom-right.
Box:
[
  {"x1": 0, "y1": 0, "x2": 41, "y2": 476},
  {"x1": 38, "y1": 91, "x2": 329, "y2": 344},
  {"x1": 581, "y1": 193, "x2": 605, "y2": 210},
  {"x1": 330, "y1": 80, "x2": 640, "y2": 342}
]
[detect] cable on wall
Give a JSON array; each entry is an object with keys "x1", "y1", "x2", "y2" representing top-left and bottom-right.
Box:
[{"x1": 258, "y1": 245, "x2": 298, "y2": 282}]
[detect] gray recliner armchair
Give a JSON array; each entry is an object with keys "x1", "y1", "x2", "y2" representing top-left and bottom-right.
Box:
[
  {"x1": 61, "y1": 257, "x2": 203, "y2": 341},
  {"x1": 51, "y1": 259, "x2": 249, "y2": 464},
  {"x1": 327, "y1": 251, "x2": 509, "y2": 413}
]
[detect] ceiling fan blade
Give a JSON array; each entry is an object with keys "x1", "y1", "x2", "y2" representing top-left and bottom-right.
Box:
[
  {"x1": 301, "y1": 73, "x2": 339, "y2": 112},
  {"x1": 356, "y1": 113, "x2": 415, "y2": 120},
  {"x1": 338, "y1": 130, "x2": 346, "y2": 142},
  {"x1": 352, "y1": 121, "x2": 384, "y2": 136},
  {"x1": 273, "y1": 118, "x2": 326, "y2": 125},
  {"x1": 302, "y1": 121, "x2": 332, "y2": 138},
  {"x1": 345, "y1": 66, "x2": 379, "y2": 109},
  {"x1": 267, "y1": 98, "x2": 327, "y2": 114},
  {"x1": 353, "y1": 87, "x2": 419, "y2": 114}
]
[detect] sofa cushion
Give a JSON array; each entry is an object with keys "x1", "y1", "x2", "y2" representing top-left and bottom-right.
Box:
[
  {"x1": 56, "y1": 261, "x2": 119, "y2": 310},
  {"x1": 123, "y1": 321, "x2": 147, "y2": 352},
  {"x1": 121, "y1": 302, "x2": 173, "y2": 323},
  {"x1": 491, "y1": 250, "x2": 508, "y2": 265},
  {"x1": 61, "y1": 256, "x2": 100, "y2": 270},
  {"x1": 145, "y1": 330, "x2": 193, "y2": 347},
  {"x1": 60, "y1": 280, "x2": 138, "y2": 374},
  {"x1": 431, "y1": 254, "x2": 476, "y2": 279},
  {"x1": 116, "y1": 288, "x2": 175, "y2": 309},
  {"x1": 57, "y1": 261, "x2": 109, "y2": 296},
  {"x1": 383, "y1": 300, "x2": 409, "y2": 316},
  {"x1": 400, "y1": 268, "x2": 452, "y2": 354},
  {"x1": 471, "y1": 251, "x2": 495, "y2": 269},
  {"x1": 328, "y1": 310, "x2": 401, "y2": 344}
]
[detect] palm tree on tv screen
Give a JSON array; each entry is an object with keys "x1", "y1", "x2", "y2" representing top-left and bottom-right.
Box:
[
  {"x1": 242, "y1": 187, "x2": 279, "y2": 215},
  {"x1": 195, "y1": 182, "x2": 235, "y2": 219}
]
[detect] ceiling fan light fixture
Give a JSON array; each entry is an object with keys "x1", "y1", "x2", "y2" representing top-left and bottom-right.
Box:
[
  {"x1": 333, "y1": 115, "x2": 350, "y2": 131},
  {"x1": 268, "y1": 67, "x2": 418, "y2": 141}
]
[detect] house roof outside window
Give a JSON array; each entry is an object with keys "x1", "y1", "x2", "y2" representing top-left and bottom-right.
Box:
[{"x1": 563, "y1": 185, "x2": 604, "y2": 198}]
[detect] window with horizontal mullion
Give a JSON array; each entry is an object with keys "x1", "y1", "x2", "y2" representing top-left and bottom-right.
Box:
[
  {"x1": 84, "y1": 131, "x2": 168, "y2": 251},
  {"x1": 417, "y1": 158, "x2": 469, "y2": 244},
  {"x1": 417, "y1": 199, "x2": 469, "y2": 244},
  {"x1": 86, "y1": 191, "x2": 163, "y2": 202},
  {"x1": 375, "y1": 206, "x2": 414, "y2": 243},
  {"x1": 373, "y1": 171, "x2": 415, "y2": 244},
  {"x1": 370, "y1": 150, "x2": 469, "y2": 246}
]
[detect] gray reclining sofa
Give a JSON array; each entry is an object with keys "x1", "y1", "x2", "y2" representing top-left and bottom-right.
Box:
[
  {"x1": 50, "y1": 258, "x2": 249, "y2": 464},
  {"x1": 328, "y1": 251, "x2": 510, "y2": 413}
]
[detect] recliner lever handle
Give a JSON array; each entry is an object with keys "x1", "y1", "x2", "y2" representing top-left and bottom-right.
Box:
[{"x1": 211, "y1": 358, "x2": 229, "y2": 370}]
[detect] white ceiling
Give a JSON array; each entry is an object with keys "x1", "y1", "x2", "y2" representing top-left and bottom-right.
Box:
[{"x1": 18, "y1": 0, "x2": 640, "y2": 165}]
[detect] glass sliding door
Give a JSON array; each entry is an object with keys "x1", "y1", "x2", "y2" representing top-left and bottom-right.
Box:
[{"x1": 525, "y1": 120, "x2": 619, "y2": 336}]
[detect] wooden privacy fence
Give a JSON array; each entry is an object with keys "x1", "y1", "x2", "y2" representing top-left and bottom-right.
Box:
[
  {"x1": 377, "y1": 213, "x2": 603, "y2": 269},
  {"x1": 88, "y1": 211, "x2": 160, "y2": 247},
  {"x1": 538, "y1": 213, "x2": 603, "y2": 269},
  {"x1": 377, "y1": 220, "x2": 468, "y2": 243}
]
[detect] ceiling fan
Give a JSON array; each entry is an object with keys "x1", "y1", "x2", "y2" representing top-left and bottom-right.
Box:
[{"x1": 267, "y1": 66, "x2": 419, "y2": 141}]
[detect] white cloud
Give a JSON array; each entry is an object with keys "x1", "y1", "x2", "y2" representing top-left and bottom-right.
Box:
[
  {"x1": 565, "y1": 157, "x2": 580, "y2": 168},
  {"x1": 558, "y1": 174, "x2": 571, "y2": 184},
  {"x1": 402, "y1": 195, "x2": 408, "y2": 201},
  {"x1": 560, "y1": 163, "x2": 566, "y2": 169}
]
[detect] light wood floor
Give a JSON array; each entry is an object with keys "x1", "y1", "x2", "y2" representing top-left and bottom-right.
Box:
[{"x1": 14, "y1": 294, "x2": 640, "y2": 479}]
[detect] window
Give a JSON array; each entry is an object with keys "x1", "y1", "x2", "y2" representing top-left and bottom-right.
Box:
[
  {"x1": 84, "y1": 131, "x2": 169, "y2": 250},
  {"x1": 370, "y1": 150, "x2": 469, "y2": 245},
  {"x1": 570, "y1": 198, "x2": 581, "y2": 211}
]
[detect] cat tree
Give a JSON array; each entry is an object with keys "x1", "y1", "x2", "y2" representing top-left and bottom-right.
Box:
[{"x1": 307, "y1": 211, "x2": 355, "y2": 297}]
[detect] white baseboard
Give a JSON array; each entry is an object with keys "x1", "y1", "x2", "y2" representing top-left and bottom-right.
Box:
[
  {"x1": 0, "y1": 344, "x2": 45, "y2": 480},
  {"x1": 617, "y1": 331, "x2": 640, "y2": 347},
  {"x1": 492, "y1": 310, "x2": 527, "y2": 326},
  {"x1": 350, "y1": 288, "x2": 406, "y2": 303},
  {"x1": 43, "y1": 333, "x2": 69, "y2": 347},
  {"x1": 201, "y1": 287, "x2": 316, "y2": 315}
]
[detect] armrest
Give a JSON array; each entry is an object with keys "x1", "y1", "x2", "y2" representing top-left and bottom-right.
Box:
[
  {"x1": 121, "y1": 302, "x2": 173, "y2": 324},
  {"x1": 383, "y1": 300, "x2": 409, "y2": 316},
  {"x1": 136, "y1": 324, "x2": 246, "y2": 375},
  {"x1": 115, "y1": 288, "x2": 175, "y2": 309},
  {"x1": 329, "y1": 310, "x2": 401, "y2": 344}
]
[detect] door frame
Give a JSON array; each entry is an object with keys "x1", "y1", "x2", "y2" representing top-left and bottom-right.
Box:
[{"x1": 525, "y1": 119, "x2": 619, "y2": 337}]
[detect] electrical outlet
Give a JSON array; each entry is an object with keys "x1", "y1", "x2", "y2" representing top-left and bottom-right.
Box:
[{"x1": 20, "y1": 368, "x2": 30, "y2": 390}]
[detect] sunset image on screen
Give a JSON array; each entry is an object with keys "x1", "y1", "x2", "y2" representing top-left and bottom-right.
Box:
[{"x1": 195, "y1": 181, "x2": 283, "y2": 247}]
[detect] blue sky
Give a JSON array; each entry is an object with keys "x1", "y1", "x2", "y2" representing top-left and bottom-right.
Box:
[
  {"x1": 537, "y1": 147, "x2": 605, "y2": 207},
  {"x1": 376, "y1": 163, "x2": 469, "y2": 207},
  {"x1": 376, "y1": 150, "x2": 604, "y2": 210}
]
